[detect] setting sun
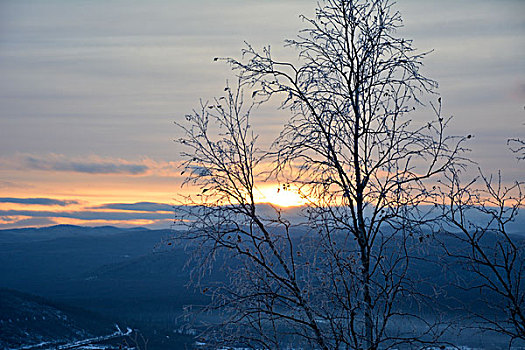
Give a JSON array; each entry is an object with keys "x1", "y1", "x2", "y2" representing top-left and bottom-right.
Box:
[{"x1": 256, "y1": 186, "x2": 307, "y2": 207}]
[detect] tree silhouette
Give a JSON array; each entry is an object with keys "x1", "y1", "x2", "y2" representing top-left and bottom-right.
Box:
[
  {"x1": 508, "y1": 138, "x2": 525, "y2": 161},
  {"x1": 177, "y1": 0, "x2": 466, "y2": 348},
  {"x1": 439, "y1": 169, "x2": 524, "y2": 344}
]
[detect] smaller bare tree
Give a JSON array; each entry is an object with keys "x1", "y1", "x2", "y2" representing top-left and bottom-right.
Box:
[
  {"x1": 439, "y1": 168, "x2": 525, "y2": 345},
  {"x1": 508, "y1": 138, "x2": 525, "y2": 161}
]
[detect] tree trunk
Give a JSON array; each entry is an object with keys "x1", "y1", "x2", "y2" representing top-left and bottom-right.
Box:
[{"x1": 360, "y1": 239, "x2": 374, "y2": 350}]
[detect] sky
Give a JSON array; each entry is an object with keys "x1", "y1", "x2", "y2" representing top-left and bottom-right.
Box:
[{"x1": 0, "y1": 0, "x2": 524, "y2": 229}]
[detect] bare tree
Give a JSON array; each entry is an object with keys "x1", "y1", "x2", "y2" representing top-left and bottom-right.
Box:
[
  {"x1": 176, "y1": 0, "x2": 465, "y2": 348},
  {"x1": 439, "y1": 168, "x2": 524, "y2": 345},
  {"x1": 508, "y1": 138, "x2": 525, "y2": 161}
]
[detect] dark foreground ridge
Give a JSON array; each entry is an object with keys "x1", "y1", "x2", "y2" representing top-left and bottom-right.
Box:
[{"x1": 0, "y1": 288, "x2": 122, "y2": 349}]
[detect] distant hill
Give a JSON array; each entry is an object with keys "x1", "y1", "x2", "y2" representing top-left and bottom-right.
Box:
[
  {"x1": 1, "y1": 224, "x2": 523, "y2": 349},
  {"x1": 0, "y1": 225, "x2": 173, "y2": 294},
  {"x1": 1, "y1": 224, "x2": 522, "y2": 312},
  {"x1": 0, "y1": 224, "x2": 145, "y2": 244}
]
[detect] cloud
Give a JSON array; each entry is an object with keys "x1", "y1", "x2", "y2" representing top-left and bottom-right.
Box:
[
  {"x1": 0, "y1": 181, "x2": 32, "y2": 189},
  {"x1": 0, "y1": 197, "x2": 79, "y2": 206},
  {"x1": 0, "y1": 217, "x2": 57, "y2": 229},
  {"x1": 93, "y1": 202, "x2": 173, "y2": 212},
  {"x1": 23, "y1": 155, "x2": 148, "y2": 175},
  {"x1": 0, "y1": 154, "x2": 185, "y2": 178},
  {"x1": 0, "y1": 200, "x2": 179, "y2": 229},
  {"x1": 0, "y1": 209, "x2": 173, "y2": 221}
]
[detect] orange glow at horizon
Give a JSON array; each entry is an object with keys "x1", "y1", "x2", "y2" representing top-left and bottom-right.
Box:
[{"x1": 255, "y1": 185, "x2": 307, "y2": 208}]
